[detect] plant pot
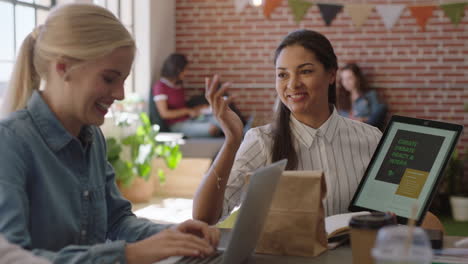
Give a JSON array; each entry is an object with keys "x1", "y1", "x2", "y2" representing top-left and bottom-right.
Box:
[
  {"x1": 450, "y1": 196, "x2": 468, "y2": 222},
  {"x1": 118, "y1": 176, "x2": 155, "y2": 203}
]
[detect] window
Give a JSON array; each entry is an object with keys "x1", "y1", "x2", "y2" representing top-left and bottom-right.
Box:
[
  {"x1": 94, "y1": 0, "x2": 135, "y2": 94},
  {"x1": 0, "y1": 0, "x2": 54, "y2": 99}
]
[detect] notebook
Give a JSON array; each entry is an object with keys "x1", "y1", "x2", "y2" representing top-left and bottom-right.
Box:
[{"x1": 349, "y1": 115, "x2": 463, "y2": 225}]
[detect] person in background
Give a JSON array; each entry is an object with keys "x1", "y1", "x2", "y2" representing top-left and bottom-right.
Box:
[
  {"x1": 192, "y1": 29, "x2": 382, "y2": 224},
  {"x1": 152, "y1": 53, "x2": 221, "y2": 137},
  {"x1": 336, "y1": 63, "x2": 387, "y2": 128},
  {"x1": 0, "y1": 4, "x2": 218, "y2": 264}
]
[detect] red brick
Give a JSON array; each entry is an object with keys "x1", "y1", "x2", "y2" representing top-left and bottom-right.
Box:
[{"x1": 175, "y1": 0, "x2": 468, "y2": 152}]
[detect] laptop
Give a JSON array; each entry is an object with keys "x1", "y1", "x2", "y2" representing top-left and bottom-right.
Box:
[
  {"x1": 349, "y1": 115, "x2": 463, "y2": 225},
  {"x1": 171, "y1": 159, "x2": 287, "y2": 264}
]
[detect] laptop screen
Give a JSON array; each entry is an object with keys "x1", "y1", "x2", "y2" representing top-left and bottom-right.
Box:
[{"x1": 349, "y1": 116, "x2": 462, "y2": 224}]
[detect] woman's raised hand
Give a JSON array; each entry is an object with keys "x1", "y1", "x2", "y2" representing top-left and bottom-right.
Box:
[
  {"x1": 125, "y1": 220, "x2": 219, "y2": 264},
  {"x1": 205, "y1": 75, "x2": 244, "y2": 142}
]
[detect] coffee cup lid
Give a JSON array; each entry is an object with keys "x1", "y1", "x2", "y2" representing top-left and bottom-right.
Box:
[{"x1": 349, "y1": 212, "x2": 395, "y2": 229}]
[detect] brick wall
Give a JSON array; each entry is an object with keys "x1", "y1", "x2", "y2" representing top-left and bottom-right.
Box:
[{"x1": 175, "y1": 0, "x2": 467, "y2": 153}]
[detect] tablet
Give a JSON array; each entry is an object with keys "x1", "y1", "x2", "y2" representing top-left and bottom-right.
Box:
[{"x1": 349, "y1": 115, "x2": 463, "y2": 225}]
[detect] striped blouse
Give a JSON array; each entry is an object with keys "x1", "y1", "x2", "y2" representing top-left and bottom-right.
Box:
[{"x1": 221, "y1": 108, "x2": 382, "y2": 219}]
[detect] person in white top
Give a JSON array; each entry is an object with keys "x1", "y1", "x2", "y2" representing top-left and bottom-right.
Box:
[
  {"x1": 193, "y1": 29, "x2": 383, "y2": 224},
  {"x1": 0, "y1": 235, "x2": 50, "y2": 264}
]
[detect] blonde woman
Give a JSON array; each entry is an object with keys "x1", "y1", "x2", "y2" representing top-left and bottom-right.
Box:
[{"x1": 0, "y1": 4, "x2": 218, "y2": 264}]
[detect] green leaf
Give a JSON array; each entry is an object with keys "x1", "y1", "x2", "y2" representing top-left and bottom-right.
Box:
[
  {"x1": 140, "y1": 112, "x2": 151, "y2": 127},
  {"x1": 106, "y1": 137, "x2": 122, "y2": 161},
  {"x1": 166, "y1": 149, "x2": 182, "y2": 169},
  {"x1": 113, "y1": 160, "x2": 134, "y2": 187},
  {"x1": 138, "y1": 163, "x2": 151, "y2": 180},
  {"x1": 158, "y1": 168, "x2": 166, "y2": 184}
]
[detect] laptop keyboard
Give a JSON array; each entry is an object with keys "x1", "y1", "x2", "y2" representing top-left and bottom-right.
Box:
[{"x1": 175, "y1": 251, "x2": 223, "y2": 264}]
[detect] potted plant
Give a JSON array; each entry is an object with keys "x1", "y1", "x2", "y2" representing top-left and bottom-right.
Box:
[
  {"x1": 106, "y1": 112, "x2": 182, "y2": 203},
  {"x1": 446, "y1": 149, "x2": 468, "y2": 222},
  {"x1": 445, "y1": 102, "x2": 468, "y2": 221}
]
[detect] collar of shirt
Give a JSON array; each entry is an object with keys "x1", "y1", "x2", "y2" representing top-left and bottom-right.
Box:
[
  {"x1": 27, "y1": 90, "x2": 93, "y2": 152},
  {"x1": 160, "y1": 78, "x2": 182, "y2": 89},
  {"x1": 290, "y1": 107, "x2": 341, "y2": 148}
]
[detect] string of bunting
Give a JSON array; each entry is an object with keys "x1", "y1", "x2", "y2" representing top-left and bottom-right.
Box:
[{"x1": 234, "y1": 0, "x2": 467, "y2": 31}]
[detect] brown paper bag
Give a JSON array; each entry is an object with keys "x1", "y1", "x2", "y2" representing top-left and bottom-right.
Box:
[{"x1": 255, "y1": 170, "x2": 328, "y2": 257}]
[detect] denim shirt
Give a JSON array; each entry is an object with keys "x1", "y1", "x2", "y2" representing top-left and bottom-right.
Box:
[
  {"x1": 0, "y1": 91, "x2": 167, "y2": 263},
  {"x1": 353, "y1": 90, "x2": 379, "y2": 118}
]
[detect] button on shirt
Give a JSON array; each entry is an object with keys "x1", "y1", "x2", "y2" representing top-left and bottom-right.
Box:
[
  {"x1": 222, "y1": 108, "x2": 382, "y2": 219},
  {"x1": 0, "y1": 91, "x2": 167, "y2": 263}
]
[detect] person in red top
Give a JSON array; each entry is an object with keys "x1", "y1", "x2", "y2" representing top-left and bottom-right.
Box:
[{"x1": 152, "y1": 54, "x2": 220, "y2": 137}]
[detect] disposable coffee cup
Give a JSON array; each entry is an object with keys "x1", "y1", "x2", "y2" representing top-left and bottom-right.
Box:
[
  {"x1": 349, "y1": 213, "x2": 395, "y2": 264},
  {"x1": 372, "y1": 225, "x2": 433, "y2": 264}
]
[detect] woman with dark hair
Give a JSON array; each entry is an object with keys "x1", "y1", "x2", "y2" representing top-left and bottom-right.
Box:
[
  {"x1": 336, "y1": 63, "x2": 386, "y2": 127},
  {"x1": 192, "y1": 29, "x2": 382, "y2": 224},
  {"x1": 152, "y1": 53, "x2": 220, "y2": 137}
]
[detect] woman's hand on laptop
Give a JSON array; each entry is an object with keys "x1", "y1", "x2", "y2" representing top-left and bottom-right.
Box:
[
  {"x1": 174, "y1": 219, "x2": 221, "y2": 248},
  {"x1": 125, "y1": 219, "x2": 219, "y2": 264}
]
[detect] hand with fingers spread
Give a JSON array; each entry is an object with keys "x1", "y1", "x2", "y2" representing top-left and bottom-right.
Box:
[
  {"x1": 125, "y1": 219, "x2": 220, "y2": 264},
  {"x1": 205, "y1": 75, "x2": 244, "y2": 143}
]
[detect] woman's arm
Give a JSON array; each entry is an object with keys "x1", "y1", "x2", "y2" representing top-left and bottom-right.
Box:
[
  {"x1": 155, "y1": 99, "x2": 198, "y2": 119},
  {"x1": 193, "y1": 139, "x2": 242, "y2": 224},
  {"x1": 0, "y1": 235, "x2": 51, "y2": 264},
  {"x1": 104, "y1": 165, "x2": 219, "y2": 264},
  {"x1": 192, "y1": 76, "x2": 245, "y2": 224}
]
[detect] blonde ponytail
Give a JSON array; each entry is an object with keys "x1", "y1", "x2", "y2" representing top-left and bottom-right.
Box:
[
  {"x1": 1, "y1": 32, "x2": 41, "y2": 118},
  {"x1": 0, "y1": 3, "x2": 135, "y2": 118}
]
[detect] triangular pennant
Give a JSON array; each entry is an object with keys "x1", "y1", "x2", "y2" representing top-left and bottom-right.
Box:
[
  {"x1": 234, "y1": 0, "x2": 249, "y2": 13},
  {"x1": 344, "y1": 4, "x2": 373, "y2": 28},
  {"x1": 375, "y1": 4, "x2": 405, "y2": 30},
  {"x1": 408, "y1": 5, "x2": 436, "y2": 31},
  {"x1": 317, "y1": 3, "x2": 343, "y2": 26},
  {"x1": 440, "y1": 2, "x2": 467, "y2": 26},
  {"x1": 288, "y1": 0, "x2": 314, "y2": 23},
  {"x1": 264, "y1": 0, "x2": 283, "y2": 19}
]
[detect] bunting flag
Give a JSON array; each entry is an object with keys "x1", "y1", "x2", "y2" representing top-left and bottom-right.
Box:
[
  {"x1": 375, "y1": 4, "x2": 405, "y2": 30},
  {"x1": 344, "y1": 4, "x2": 373, "y2": 28},
  {"x1": 234, "y1": 0, "x2": 249, "y2": 13},
  {"x1": 408, "y1": 5, "x2": 436, "y2": 31},
  {"x1": 317, "y1": 3, "x2": 343, "y2": 26},
  {"x1": 288, "y1": 0, "x2": 314, "y2": 23},
  {"x1": 264, "y1": 0, "x2": 283, "y2": 19},
  {"x1": 440, "y1": 2, "x2": 467, "y2": 26}
]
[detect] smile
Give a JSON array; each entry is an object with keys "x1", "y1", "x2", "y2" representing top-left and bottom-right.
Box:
[
  {"x1": 96, "y1": 102, "x2": 111, "y2": 111},
  {"x1": 287, "y1": 93, "x2": 307, "y2": 100}
]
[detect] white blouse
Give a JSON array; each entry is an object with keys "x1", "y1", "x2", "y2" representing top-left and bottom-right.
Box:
[{"x1": 222, "y1": 108, "x2": 382, "y2": 219}]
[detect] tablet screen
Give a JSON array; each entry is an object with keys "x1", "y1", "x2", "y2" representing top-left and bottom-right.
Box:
[{"x1": 351, "y1": 118, "x2": 460, "y2": 222}]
